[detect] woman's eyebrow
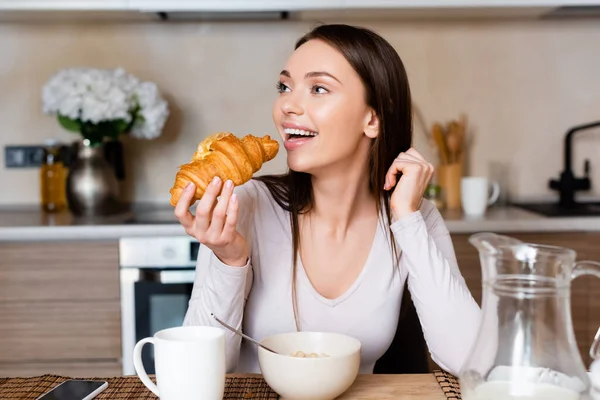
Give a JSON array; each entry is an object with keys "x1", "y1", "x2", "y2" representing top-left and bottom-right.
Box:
[
  {"x1": 279, "y1": 70, "x2": 342, "y2": 84},
  {"x1": 305, "y1": 71, "x2": 342, "y2": 84}
]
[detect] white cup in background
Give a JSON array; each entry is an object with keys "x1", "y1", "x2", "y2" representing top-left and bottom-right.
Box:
[
  {"x1": 461, "y1": 177, "x2": 500, "y2": 217},
  {"x1": 133, "y1": 326, "x2": 226, "y2": 400}
]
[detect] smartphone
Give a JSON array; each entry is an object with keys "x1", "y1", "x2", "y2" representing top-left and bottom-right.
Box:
[{"x1": 35, "y1": 379, "x2": 108, "y2": 400}]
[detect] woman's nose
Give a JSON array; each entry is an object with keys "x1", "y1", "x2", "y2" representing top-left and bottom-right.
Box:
[{"x1": 280, "y1": 92, "x2": 304, "y2": 116}]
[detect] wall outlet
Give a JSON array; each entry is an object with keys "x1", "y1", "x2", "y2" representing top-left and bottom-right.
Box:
[{"x1": 4, "y1": 145, "x2": 45, "y2": 168}]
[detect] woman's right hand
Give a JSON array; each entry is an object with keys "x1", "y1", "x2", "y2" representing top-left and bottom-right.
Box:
[{"x1": 174, "y1": 176, "x2": 249, "y2": 267}]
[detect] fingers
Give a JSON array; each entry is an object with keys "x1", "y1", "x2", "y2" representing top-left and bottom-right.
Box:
[
  {"x1": 384, "y1": 158, "x2": 416, "y2": 190},
  {"x1": 384, "y1": 149, "x2": 434, "y2": 190},
  {"x1": 396, "y1": 152, "x2": 422, "y2": 164},
  {"x1": 194, "y1": 176, "x2": 223, "y2": 234},
  {"x1": 405, "y1": 147, "x2": 427, "y2": 162},
  {"x1": 204, "y1": 179, "x2": 234, "y2": 240},
  {"x1": 174, "y1": 182, "x2": 197, "y2": 232},
  {"x1": 220, "y1": 193, "x2": 239, "y2": 241},
  {"x1": 404, "y1": 149, "x2": 434, "y2": 179},
  {"x1": 384, "y1": 154, "x2": 420, "y2": 189}
]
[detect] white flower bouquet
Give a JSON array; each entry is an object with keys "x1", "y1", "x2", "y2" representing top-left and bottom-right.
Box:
[{"x1": 42, "y1": 67, "x2": 169, "y2": 146}]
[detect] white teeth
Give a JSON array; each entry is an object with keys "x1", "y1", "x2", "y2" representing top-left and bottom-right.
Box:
[{"x1": 283, "y1": 128, "x2": 317, "y2": 137}]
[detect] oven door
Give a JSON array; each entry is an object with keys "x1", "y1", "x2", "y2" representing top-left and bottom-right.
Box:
[{"x1": 121, "y1": 268, "x2": 195, "y2": 375}]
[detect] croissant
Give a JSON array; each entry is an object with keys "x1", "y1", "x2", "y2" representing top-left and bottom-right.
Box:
[{"x1": 169, "y1": 132, "x2": 279, "y2": 206}]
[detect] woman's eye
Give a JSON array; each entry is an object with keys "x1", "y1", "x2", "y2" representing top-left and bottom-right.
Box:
[
  {"x1": 276, "y1": 81, "x2": 290, "y2": 93},
  {"x1": 311, "y1": 85, "x2": 329, "y2": 94}
]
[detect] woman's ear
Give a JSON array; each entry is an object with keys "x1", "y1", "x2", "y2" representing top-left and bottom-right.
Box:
[{"x1": 363, "y1": 108, "x2": 380, "y2": 139}]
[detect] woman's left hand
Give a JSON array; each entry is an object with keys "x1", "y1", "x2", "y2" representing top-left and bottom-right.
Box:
[{"x1": 384, "y1": 148, "x2": 434, "y2": 221}]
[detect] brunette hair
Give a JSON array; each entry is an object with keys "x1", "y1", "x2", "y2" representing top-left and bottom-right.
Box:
[{"x1": 255, "y1": 24, "x2": 413, "y2": 330}]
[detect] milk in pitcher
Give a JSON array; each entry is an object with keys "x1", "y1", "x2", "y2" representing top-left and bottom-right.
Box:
[{"x1": 465, "y1": 381, "x2": 580, "y2": 400}]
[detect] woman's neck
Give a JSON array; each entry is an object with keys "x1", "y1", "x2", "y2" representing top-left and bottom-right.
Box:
[{"x1": 308, "y1": 163, "x2": 377, "y2": 238}]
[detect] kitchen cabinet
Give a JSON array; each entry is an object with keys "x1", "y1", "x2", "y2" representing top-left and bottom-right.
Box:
[
  {"x1": 129, "y1": 0, "x2": 343, "y2": 12},
  {"x1": 1, "y1": 0, "x2": 599, "y2": 17},
  {"x1": 343, "y1": 0, "x2": 600, "y2": 7},
  {"x1": 0, "y1": 241, "x2": 121, "y2": 377},
  {"x1": 0, "y1": 0, "x2": 128, "y2": 10},
  {"x1": 443, "y1": 232, "x2": 600, "y2": 370},
  {"x1": 129, "y1": 0, "x2": 600, "y2": 11}
]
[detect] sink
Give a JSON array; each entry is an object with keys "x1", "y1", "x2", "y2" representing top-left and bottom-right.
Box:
[{"x1": 513, "y1": 202, "x2": 600, "y2": 217}]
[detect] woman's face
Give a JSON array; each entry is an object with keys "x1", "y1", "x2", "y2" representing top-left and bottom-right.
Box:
[{"x1": 272, "y1": 39, "x2": 378, "y2": 175}]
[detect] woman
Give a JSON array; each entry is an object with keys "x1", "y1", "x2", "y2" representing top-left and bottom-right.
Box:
[{"x1": 176, "y1": 24, "x2": 481, "y2": 375}]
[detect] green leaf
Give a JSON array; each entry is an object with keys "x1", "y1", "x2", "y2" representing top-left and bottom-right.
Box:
[
  {"x1": 57, "y1": 115, "x2": 81, "y2": 132},
  {"x1": 113, "y1": 119, "x2": 129, "y2": 135},
  {"x1": 80, "y1": 123, "x2": 105, "y2": 146}
]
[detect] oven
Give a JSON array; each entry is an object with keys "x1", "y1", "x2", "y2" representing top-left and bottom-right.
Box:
[{"x1": 119, "y1": 236, "x2": 198, "y2": 376}]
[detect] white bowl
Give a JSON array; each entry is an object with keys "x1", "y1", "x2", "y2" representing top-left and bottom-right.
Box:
[{"x1": 258, "y1": 332, "x2": 361, "y2": 400}]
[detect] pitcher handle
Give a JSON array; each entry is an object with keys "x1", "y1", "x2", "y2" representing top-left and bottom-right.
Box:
[
  {"x1": 572, "y1": 261, "x2": 600, "y2": 280},
  {"x1": 592, "y1": 327, "x2": 600, "y2": 360},
  {"x1": 572, "y1": 261, "x2": 600, "y2": 362}
]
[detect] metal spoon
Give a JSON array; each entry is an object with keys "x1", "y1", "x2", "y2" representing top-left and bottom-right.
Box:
[{"x1": 210, "y1": 313, "x2": 278, "y2": 354}]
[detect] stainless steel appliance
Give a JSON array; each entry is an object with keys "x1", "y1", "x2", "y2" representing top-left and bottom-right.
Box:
[{"x1": 119, "y1": 236, "x2": 198, "y2": 376}]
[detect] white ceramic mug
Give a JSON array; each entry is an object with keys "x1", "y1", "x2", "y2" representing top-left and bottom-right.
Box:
[
  {"x1": 461, "y1": 176, "x2": 500, "y2": 216},
  {"x1": 133, "y1": 326, "x2": 226, "y2": 400}
]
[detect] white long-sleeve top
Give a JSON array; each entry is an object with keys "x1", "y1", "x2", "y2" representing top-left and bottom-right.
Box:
[{"x1": 183, "y1": 179, "x2": 481, "y2": 376}]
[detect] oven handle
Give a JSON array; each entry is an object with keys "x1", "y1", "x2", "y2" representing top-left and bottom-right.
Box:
[{"x1": 159, "y1": 270, "x2": 196, "y2": 284}]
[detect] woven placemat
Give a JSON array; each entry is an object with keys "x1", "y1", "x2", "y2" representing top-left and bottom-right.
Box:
[
  {"x1": 433, "y1": 370, "x2": 462, "y2": 399},
  {"x1": 0, "y1": 374, "x2": 278, "y2": 399}
]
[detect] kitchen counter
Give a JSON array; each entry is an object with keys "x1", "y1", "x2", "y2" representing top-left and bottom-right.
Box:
[
  {"x1": 0, "y1": 204, "x2": 599, "y2": 241},
  {"x1": 0, "y1": 205, "x2": 185, "y2": 241}
]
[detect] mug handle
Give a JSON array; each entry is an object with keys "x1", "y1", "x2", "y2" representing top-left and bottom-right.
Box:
[
  {"x1": 488, "y1": 181, "x2": 500, "y2": 205},
  {"x1": 133, "y1": 337, "x2": 159, "y2": 396}
]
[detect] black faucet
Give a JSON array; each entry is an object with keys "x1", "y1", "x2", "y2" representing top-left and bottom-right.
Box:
[{"x1": 548, "y1": 120, "x2": 600, "y2": 207}]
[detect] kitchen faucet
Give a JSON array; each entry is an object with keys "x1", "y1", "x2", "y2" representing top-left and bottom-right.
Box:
[{"x1": 548, "y1": 120, "x2": 600, "y2": 207}]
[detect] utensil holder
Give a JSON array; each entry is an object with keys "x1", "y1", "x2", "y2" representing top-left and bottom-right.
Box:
[{"x1": 437, "y1": 161, "x2": 463, "y2": 210}]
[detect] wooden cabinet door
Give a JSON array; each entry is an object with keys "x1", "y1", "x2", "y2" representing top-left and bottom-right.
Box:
[{"x1": 0, "y1": 241, "x2": 121, "y2": 377}]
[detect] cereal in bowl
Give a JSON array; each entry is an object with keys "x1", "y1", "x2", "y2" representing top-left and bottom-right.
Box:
[{"x1": 291, "y1": 351, "x2": 330, "y2": 358}]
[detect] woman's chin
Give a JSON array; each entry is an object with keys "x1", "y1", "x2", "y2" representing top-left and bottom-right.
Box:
[{"x1": 287, "y1": 158, "x2": 314, "y2": 174}]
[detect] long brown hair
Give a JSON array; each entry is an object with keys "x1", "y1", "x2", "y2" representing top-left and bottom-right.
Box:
[{"x1": 255, "y1": 24, "x2": 413, "y2": 331}]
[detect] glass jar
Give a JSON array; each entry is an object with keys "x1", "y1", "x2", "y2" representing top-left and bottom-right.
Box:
[{"x1": 40, "y1": 139, "x2": 67, "y2": 213}]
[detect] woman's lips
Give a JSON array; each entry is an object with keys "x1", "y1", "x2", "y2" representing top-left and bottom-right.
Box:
[
  {"x1": 284, "y1": 135, "x2": 316, "y2": 151},
  {"x1": 282, "y1": 127, "x2": 318, "y2": 151}
]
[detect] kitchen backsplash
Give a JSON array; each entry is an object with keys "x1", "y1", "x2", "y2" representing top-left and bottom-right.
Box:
[{"x1": 1, "y1": 17, "x2": 599, "y2": 206}]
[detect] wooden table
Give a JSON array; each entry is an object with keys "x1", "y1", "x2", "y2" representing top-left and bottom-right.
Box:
[
  {"x1": 0, "y1": 372, "x2": 449, "y2": 399},
  {"x1": 230, "y1": 373, "x2": 447, "y2": 399},
  {"x1": 335, "y1": 374, "x2": 446, "y2": 399}
]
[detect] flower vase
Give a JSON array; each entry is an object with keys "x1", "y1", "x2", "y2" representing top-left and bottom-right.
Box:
[{"x1": 66, "y1": 139, "x2": 125, "y2": 217}]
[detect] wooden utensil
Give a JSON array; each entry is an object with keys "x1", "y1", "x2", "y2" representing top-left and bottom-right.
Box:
[
  {"x1": 446, "y1": 123, "x2": 461, "y2": 164},
  {"x1": 432, "y1": 122, "x2": 449, "y2": 165}
]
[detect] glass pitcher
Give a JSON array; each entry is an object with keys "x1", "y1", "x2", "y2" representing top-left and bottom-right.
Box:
[{"x1": 459, "y1": 232, "x2": 600, "y2": 400}]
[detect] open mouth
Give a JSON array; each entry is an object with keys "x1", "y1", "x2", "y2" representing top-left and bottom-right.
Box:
[{"x1": 283, "y1": 128, "x2": 318, "y2": 140}]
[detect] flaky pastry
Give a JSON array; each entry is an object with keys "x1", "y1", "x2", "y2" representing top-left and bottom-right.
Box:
[{"x1": 169, "y1": 132, "x2": 279, "y2": 206}]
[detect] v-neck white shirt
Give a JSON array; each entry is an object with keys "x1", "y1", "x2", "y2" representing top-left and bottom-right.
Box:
[{"x1": 183, "y1": 179, "x2": 481, "y2": 375}]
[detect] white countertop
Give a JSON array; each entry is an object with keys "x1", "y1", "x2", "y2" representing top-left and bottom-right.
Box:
[
  {"x1": 442, "y1": 206, "x2": 600, "y2": 233},
  {"x1": 0, "y1": 205, "x2": 599, "y2": 242}
]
